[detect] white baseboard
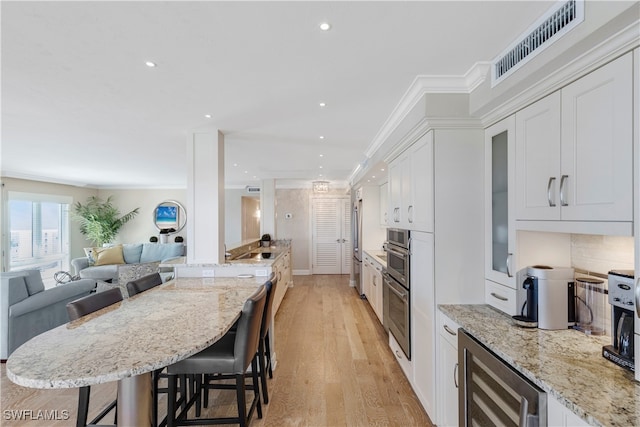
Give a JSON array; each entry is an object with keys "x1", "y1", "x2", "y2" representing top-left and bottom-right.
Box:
[{"x1": 292, "y1": 269, "x2": 311, "y2": 275}]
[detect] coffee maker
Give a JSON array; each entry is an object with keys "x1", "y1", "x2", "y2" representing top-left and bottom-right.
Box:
[
  {"x1": 513, "y1": 265, "x2": 576, "y2": 330},
  {"x1": 602, "y1": 270, "x2": 635, "y2": 371}
]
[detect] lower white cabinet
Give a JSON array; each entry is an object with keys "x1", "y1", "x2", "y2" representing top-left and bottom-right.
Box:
[
  {"x1": 362, "y1": 253, "x2": 384, "y2": 324},
  {"x1": 547, "y1": 394, "x2": 589, "y2": 426},
  {"x1": 389, "y1": 332, "x2": 412, "y2": 379},
  {"x1": 437, "y1": 312, "x2": 460, "y2": 427}
]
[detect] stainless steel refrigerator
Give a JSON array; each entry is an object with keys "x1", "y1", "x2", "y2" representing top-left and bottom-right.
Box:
[{"x1": 352, "y1": 197, "x2": 363, "y2": 295}]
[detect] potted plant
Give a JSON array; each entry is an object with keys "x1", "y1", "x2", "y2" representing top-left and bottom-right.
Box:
[{"x1": 72, "y1": 196, "x2": 140, "y2": 246}]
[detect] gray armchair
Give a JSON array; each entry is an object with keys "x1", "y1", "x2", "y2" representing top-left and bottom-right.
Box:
[{"x1": 0, "y1": 270, "x2": 96, "y2": 359}]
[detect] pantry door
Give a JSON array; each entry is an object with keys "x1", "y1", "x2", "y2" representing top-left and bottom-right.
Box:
[{"x1": 311, "y1": 197, "x2": 351, "y2": 274}]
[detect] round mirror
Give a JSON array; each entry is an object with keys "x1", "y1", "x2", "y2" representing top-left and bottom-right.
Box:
[{"x1": 153, "y1": 200, "x2": 186, "y2": 234}]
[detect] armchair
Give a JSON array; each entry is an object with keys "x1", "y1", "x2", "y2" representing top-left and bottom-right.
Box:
[{"x1": 0, "y1": 270, "x2": 96, "y2": 359}]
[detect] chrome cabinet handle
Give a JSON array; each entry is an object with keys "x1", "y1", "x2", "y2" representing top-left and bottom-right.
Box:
[
  {"x1": 408, "y1": 205, "x2": 413, "y2": 223},
  {"x1": 454, "y1": 363, "x2": 459, "y2": 389},
  {"x1": 395, "y1": 350, "x2": 402, "y2": 360},
  {"x1": 506, "y1": 253, "x2": 513, "y2": 278},
  {"x1": 491, "y1": 292, "x2": 508, "y2": 302},
  {"x1": 635, "y1": 278, "x2": 640, "y2": 317},
  {"x1": 560, "y1": 175, "x2": 569, "y2": 206},
  {"x1": 443, "y1": 325, "x2": 457, "y2": 336},
  {"x1": 408, "y1": 237, "x2": 412, "y2": 256},
  {"x1": 547, "y1": 177, "x2": 556, "y2": 207}
]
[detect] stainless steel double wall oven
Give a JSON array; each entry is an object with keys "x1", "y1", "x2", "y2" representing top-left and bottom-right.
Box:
[{"x1": 384, "y1": 228, "x2": 411, "y2": 359}]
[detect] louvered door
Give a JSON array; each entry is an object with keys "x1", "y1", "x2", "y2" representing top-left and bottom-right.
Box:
[{"x1": 312, "y1": 197, "x2": 351, "y2": 274}]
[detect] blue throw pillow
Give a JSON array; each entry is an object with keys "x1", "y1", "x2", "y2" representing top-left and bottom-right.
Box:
[
  {"x1": 122, "y1": 244, "x2": 143, "y2": 264},
  {"x1": 140, "y1": 243, "x2": 184, "y2": 263}
]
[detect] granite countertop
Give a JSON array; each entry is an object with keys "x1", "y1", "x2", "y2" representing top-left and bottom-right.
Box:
[
  {"x1": 364, "y1": 249, "x2": 387, "y2": 269},
  {"x1": 7, "y1": 277, "x2": 265, "y2": 389},
  {"x1": 439, "y1": 304, "x2": 640, "y2": 427}
]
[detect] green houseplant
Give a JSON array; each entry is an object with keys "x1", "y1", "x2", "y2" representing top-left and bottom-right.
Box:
[{"x1": 72, "y1": 196, "x2": 140, "y2": 246}]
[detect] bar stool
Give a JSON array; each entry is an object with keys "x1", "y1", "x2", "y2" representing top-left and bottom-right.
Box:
[
  {"x1": 125, "y1": 272, "x2": 163, "y2": 297},
  {"x1": 66, "y1": 287, "x2": 123, "y2": 427},
  {"x1": 125, "y1": 272, "x2": 165, "y2": 427},
  {"x1": 204, "y1": 274, "x2": 278, "y2": 406},
  {"x1": 165, "y1": 285, "x2": 267, "y2": 427}
]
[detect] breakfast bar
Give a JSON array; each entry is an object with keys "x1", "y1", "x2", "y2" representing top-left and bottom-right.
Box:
[{"x1": 6, "y1": 276, "x2": 265, "y2": 426}]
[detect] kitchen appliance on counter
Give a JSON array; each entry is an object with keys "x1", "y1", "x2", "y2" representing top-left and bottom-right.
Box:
[
  {"x1": 384, "y1": 228, "x2": 410, "y2": 358},
  {"x1": 603, "y1": 270, "x2": 635, "y2": 371},
  {"x1": 459, "y1": 329, "x2": 547, "y2": 427},
  {"x1": 513, "y1": 266, "x2": 575, "y2": 330}
]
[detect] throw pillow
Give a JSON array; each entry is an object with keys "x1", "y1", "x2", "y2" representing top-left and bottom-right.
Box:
[
  {"x1": 93, "y1": 245, "x2": 126, "y2": 266},
  {"x1": 22, "y1": 269, "x2": 45, "y2": 295},
  {"x1": 84, "y1": 247, "x2": 96, "y2": 265}
]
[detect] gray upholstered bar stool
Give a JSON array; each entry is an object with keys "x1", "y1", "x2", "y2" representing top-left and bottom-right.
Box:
[
  {"x1": 165, "y1": 284, "x2": 267, "y2": 427},
  {"x1": 125, "y1": 271, "x2": 165, "y2": 427},
  {"x1": 204, "y1": 274, "x2": 278, "y2": 406},
  {"x1": 125, "y1": 272, "x2": 163, "y2": 297},
  {"x1": 66, "y1": 287, "x2": 123, "y2": 427}
]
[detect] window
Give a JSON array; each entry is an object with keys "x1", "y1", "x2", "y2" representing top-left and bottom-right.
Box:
[{"x1": 8, "y1": 192, "x2": 71, "y2": 287}]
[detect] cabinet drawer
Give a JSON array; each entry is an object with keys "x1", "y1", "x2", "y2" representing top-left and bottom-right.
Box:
[
  {"x1": 389, "y1": 333, "x2": 412, "y2": 380},
  {"x1": 485, "y1": 280, "x2": 517, "y2": 315},
  {"x1": 438, "y1": 312, "x2": 461, "y2": 347}
]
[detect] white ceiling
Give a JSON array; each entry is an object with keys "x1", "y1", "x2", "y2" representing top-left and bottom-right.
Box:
[{"x1": 1, "y1": 1, "x2": 555, "y2": 189}]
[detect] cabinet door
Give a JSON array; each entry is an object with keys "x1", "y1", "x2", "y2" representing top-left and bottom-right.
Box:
[
  {"x1": 399, "y1": 154, "x2": 411, "y2": 228},
  {"x1": 362, "y1": 256, "x2": 372, "y2": 300},
  {"x1": 408, "y1": 131, "x2": 434, "y2": 232},
  {"x1": 388, "y1": 158, "x2": 403, "y2": 226},
  {"x1": 410, "y1": 231, "x2": 435, "y2": 420},
  {"x1": 438, "y1": 334, "x2": 459, "y2": 427},
  {"x1": 372, "y1": 263, "x2": 384, "y2": 323},
  {"x1": 379, "y1": 181, "x2": 388, "y2": 226},
  {"x1": 485, "y1": 116, "x2": 517, "y2": 288},
  {"x1": 560, "y1": 53, "x2": 633, "y2": 221},
  {"x1": 515, "y1": 91, "x2": 562, "y2": 220}
]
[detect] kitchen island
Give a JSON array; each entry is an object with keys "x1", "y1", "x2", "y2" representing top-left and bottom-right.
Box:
[{"x1": 439, "y1": 304, "x2": 639, "y2": 426}]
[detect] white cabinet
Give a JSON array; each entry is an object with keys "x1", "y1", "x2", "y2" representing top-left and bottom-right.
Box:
[
  {"x1": 362, "y1": 252, "x2": 384, "y2": 324},
  {"x1": 515, "y1": 52, "x2": 633, "y2": 226},
  {"x1": 389, "y1": 332, "x2": 412, "y2": 379},
  {"x1": 437, "y1": 312, "x2": 460, "y2": 427},
  {"x1": 485, "y1": 116, "x2": 518, "y2": 299},
  {"x1": 411, "y1": 231, "x2": 435, "y2": 419},
  {"x1": 379, "y1": 181, "x2": 388, "y2": 226},
  {"x1": 387, "y1": 131, "x2": 434, "y2": 232},
  {"x1": 547, "y1": 394, "x2": 589, "y2": 427}
]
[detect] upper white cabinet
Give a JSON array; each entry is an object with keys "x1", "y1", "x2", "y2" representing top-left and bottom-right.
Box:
[
  {"x1": 387, "y1": 131, "x2": 434, "y2": 232},
  {"x1": 379, "y1": 181, "x2": 388, "y2": 226},
  {"x1": 485, "y1": 116, "x2": 517, "y2": 291},
  {"x1": 515, "y1": 53, "x2": 633, "y2": 226}
]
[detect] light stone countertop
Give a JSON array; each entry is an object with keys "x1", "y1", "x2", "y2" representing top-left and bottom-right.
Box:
[
  {"x1": 439, "y1": 304, "x2": 640, "y2": 427},
  {"x1": 364, "y1": 249, "x2": 387, "y2": 269},
  {"x1": 6, "y1": 277, "x2": 266, "y2": 389}
]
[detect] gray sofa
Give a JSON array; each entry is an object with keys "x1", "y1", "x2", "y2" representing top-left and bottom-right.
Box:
[
  {"x1": 71, "y1": 242, "x2": 184, "y2": 283},
  {"x1": 0, "y1": 270, "x2": 96, "y2": 359}
]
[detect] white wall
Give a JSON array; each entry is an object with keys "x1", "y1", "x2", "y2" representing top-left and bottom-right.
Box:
[{"x1": 102, "y1": 188, "x2": 187, "y2": 244}]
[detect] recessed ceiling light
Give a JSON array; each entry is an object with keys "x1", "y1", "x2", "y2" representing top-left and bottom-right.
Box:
[
  {"x1": 244, "y1": 170, "x2": 248, "y2": 174},
  {"x1": 319, "y1": 22, "x2": 331, "y2": 31},
  {"x1": 233, "y1": 163, "x2": 238, "y2": 167},
  {"x1": 319, "y1": 102, "x2": 326, "y2": 107},
  {"x1": 319, "y1": 166, "x2": 323, "y2": 169},
  {"x1": 381, "y1": 168, "x2": 385, "y2": 172},
  {"x1": 145, "y1": 61, "x2": 157, "y2": 68},
  {"x1": 319, "y1": 154, "x2": 324, "y2": 157},
  {"x1": 204, "y1": 114, "x2": 212, "y2": 119},
  {"x1": 319, "y1": 136, "x2": 325, "y2": 140},
  {"x1": 319, "y1": 174, "x2": 323, "y2": 177},
  {"x1": 372, "y1": 175, "x2": 376, "y2": 179}
]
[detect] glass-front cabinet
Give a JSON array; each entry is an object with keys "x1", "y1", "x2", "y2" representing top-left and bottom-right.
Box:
[{"x1": 485, "y1": 116, "x2": 517, "y2": 292}]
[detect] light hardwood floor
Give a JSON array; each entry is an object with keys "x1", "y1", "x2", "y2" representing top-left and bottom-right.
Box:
[{"x1": 1, "y1": 275, "x2": 433, "y2": 426}]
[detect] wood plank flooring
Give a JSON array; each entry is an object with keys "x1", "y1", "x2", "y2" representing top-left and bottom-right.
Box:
[{"x1": 1, "y1": 274, "x2": 433, "y2": 426}]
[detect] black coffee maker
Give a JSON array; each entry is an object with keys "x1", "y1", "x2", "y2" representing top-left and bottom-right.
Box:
[{"x1": 602, "y1": 270, "x2": 635, "y2": 371}]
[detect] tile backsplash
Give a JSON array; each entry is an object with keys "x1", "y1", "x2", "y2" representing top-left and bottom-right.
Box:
[{"x1": 571, "y1": 234, "x2": 634, "y2": 275}]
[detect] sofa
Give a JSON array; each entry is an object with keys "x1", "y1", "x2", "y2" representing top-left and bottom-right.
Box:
[
  {"x1": 71, "y1": 242, "x2": 185, "y2": 283},
  {"x1": 0, "y1": 270, "x2": 96, "y2": 359}
]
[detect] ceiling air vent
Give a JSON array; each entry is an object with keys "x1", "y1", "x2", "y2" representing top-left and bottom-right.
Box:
[
  {"x1": 246, "y1": 186, "x2": 260, "y2": 193},
  {"x1": 491, "y1": 0, "x2": 584, "y2": 86}
]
